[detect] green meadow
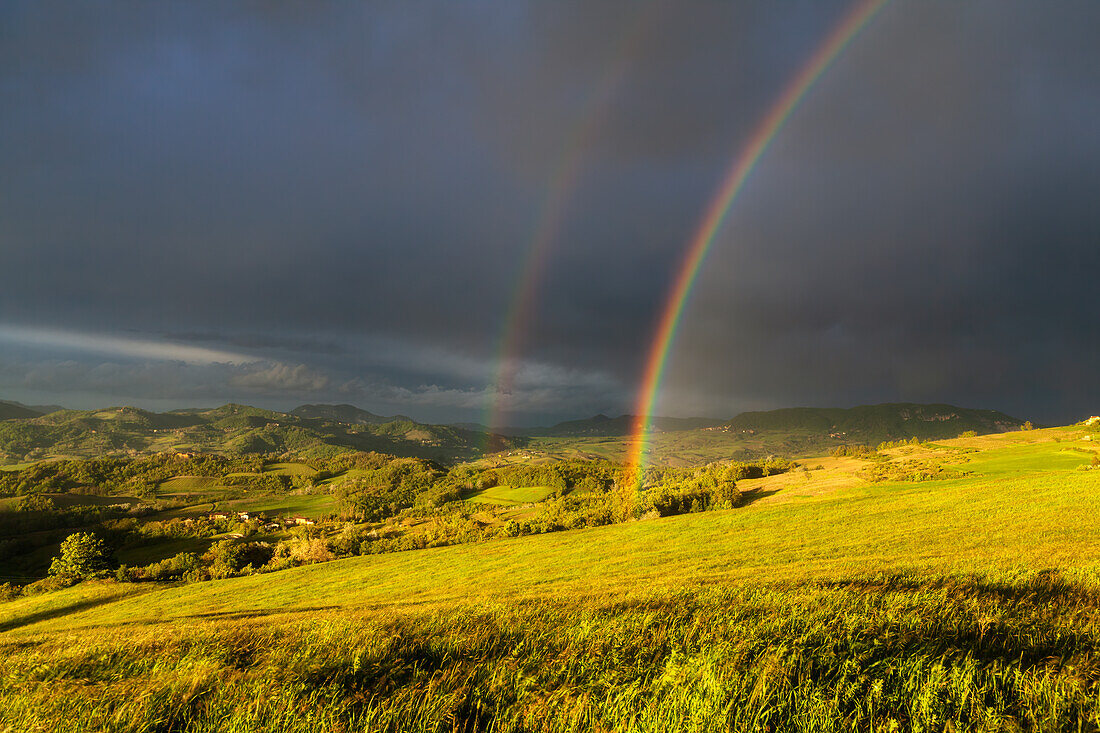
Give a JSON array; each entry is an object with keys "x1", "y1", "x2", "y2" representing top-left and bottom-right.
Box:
[
  {"x1": 466, "y1": 484, "x2": 558, "y2": 506},
  {"x1": 263, "y1": 462, "x2": 319, "y2": 478},
  {"x1": 2, "y1": 427, "x2": 1099, "y2": 730},
  {"x1": 222, "y1": 492, "x2": 335, "y2": 518},
  {"x1": 157, "y1": 475, "x2": 228, "y2": 495}
]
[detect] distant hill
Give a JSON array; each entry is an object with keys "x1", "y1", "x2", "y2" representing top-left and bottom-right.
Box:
[
  {"x1": 725, "y1": 403, "x2": 1023, "y2": 442},
  {"x1": 0, "y1": 400, "x2": 44, "y2": 421},
  {"x1": 291, "y1": 403, "x2": 414, "y2": 425},
  {"x1": 0, "y1": 398, "x2": 1025, "y2": 466},
  {"x1": 460, "y1": 404, "x2": 1020, "y2": 442},
  {"x1": 484, "y1": 414, "x2": 727, "y2": 438},
  {"x1": 0, "y1": 403, "x2": 521, "y2": 464}
]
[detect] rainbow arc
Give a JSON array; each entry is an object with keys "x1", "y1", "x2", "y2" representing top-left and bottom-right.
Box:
[{"x1": 626, "y1": 0, "x2": 890, "y2": 490}]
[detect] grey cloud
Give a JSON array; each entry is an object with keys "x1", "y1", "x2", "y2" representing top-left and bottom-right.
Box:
[{"x1": 229, "y1": 363, "x2": 331, "y2": 394}]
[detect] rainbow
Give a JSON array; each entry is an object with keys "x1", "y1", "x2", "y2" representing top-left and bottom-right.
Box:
[
  {"x1": 484, "y1": 3, "x2": 664, "y2": 443},
  {"x1": 626, "y1": 0, "x2": 889, "y2": 489}
]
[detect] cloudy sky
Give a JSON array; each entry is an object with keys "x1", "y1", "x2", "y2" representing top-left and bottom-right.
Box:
[{"x1": 1, "y1": 1, "x2": 1097, "y2": 426}]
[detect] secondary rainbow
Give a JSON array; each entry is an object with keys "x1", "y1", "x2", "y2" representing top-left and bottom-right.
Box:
[
  {"x1": 483, "y1": 3, "x2": 664, "y2": 442},
  {"x1": 626, "y1": 0, "x2": 889, "y2": 488}
]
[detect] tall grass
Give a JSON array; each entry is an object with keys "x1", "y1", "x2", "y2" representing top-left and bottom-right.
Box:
[{"x1": 3, "y1": 570, "x2": 1099, "y2": 732}]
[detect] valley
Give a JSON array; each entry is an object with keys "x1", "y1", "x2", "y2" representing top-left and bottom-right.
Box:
[{"x1": 0, "y1": 404, "x2": 1097, "y2": 730}]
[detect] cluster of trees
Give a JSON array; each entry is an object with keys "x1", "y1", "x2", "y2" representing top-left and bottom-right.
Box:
[
  {"x1": 832, "y1": 445, "x2": 882, "y2": 459},
  {"x1": 329, "y1": 458, "x2": 440, "y2": 522},
  {"x1": 0, "y1": 450, "x2": 801, "y2": 595},
  {"x1": 877, "y1": 437, "x2": 924, "y2": 450},
  {"x1": 0, "y1": 453, "x2": 265, "y2": 497}
]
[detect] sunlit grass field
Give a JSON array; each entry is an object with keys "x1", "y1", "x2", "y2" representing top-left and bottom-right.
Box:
[
  {"x1": 467, "y1": 485, "x2": 558, "y2": 506},
  {"x1": 222, "y1": 492, "x2": 335, "y2": 518},
  {"x1": 263, "y1": 462, "x2": 319, "y2": 478},
  {"x1": 2, "y1": 427, "x2": 1099, "y2": 730},
  {"x1": 158, "y1": 475, "x2": 228, "y2": 494}
]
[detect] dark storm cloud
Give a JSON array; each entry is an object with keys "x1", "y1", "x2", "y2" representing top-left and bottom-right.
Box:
[
  {"x1": 659, "y1": 0, "x2": 1100, "y2": 423},
  {"x1": 0, "y1": 1, "x2": 1097, "y2": 424}
]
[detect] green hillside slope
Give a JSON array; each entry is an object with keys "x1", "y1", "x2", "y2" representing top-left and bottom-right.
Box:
[
  {"x1": 0, "y1": 403, "x2": 519, "y2": 464},
  {"x1": 0, "y1": 401, "x2": 43, "y2": 421},
  {"x1": 726, "y1": 402, "x2": 1023, "y2": 441},
  {"x1": 290, "y1": 403, "x2": 415, "y2": 425},
  {"x1": 503, "y1": 403, "x2": 1027, "y2": 466},
  {"x1": 2, "y1": 425, "x2": 1098, "y2": 730},
  {"x1": 524, "y1": 413, "x2": 726, "y2": 437}
]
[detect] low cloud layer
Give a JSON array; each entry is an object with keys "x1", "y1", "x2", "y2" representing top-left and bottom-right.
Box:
[{"x1": 1, "y1": 1, "x2": 1097, "y2": 424}]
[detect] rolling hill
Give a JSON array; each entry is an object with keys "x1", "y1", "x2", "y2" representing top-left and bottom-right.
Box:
[
  {"x1": 0, "y1": 401, "x2": 45, "y2": 421},
  {"x1": 724, "y1": 402, "x2": 1023, "y2": 441},
  {"x1": 506, "y1": 403, "x2": 1028, "y2": 467},
  {"x1": 290, "y1": 403, "x2": 414, "y2": 425},
  {"x1": 453, "y1": 414, "x2": 726, "y2": 437},
  {"x1": 460, "y1": 403, "x2": 1022, "y2": 442},
  {"x1": 0, "y1": 403, "x2": 520, "y2": 464},
  {"x1": 1, "y1": 423, "x2": 1098, "y2": 729},
  {"x1": 523, "y1": 413, "x2": 726, "y2": 437},
  {"x1": 0, "y1": 398, "x2": 1026, "y2": 469}
]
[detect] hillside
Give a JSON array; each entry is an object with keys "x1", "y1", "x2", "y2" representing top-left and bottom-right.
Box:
[
  {"x1": 0, "y1": 401, "x2": 44, "y2": 421},
  {"x1": 290, "y1": 403, "x2": 414, "y2": 425},
  {"x1": 725, "y1": 402, "x2": 1023, "y2": 441},
  {"x1": 1, "y1": 424, "x2": 1098, "y2": 730},
  {"x1": 0, "y1": 403, "x2": 519, "y2": 464},
  {"x1": 452, "y1": 414, "x2": 726, "y2": 437},
  {"x1": 466, "y1": 402, "x2": 1020, "y2": 443},
  {"x1": 512, "y1": 403, "x2": 1026, "y2": 466},
  {"x1": 523, "y1": 413, "x2": 726, "y2": 437}
]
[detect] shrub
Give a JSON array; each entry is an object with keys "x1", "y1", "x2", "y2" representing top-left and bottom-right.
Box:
[
  {"x1": 141, "y1": 551, "x2": 203, "y2": 581},
  {"x1": 275, "y1": 537, "x2": 334, "y2": 565},
  {"x1": 22, "y1": 573, "x2": 79, "y2": 595},
  {"x1": 832, "y1": 445, "x2": 879, "y2": 459}
]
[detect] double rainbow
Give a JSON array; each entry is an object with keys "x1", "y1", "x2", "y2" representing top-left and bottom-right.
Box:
[{"x1": 626, "y1": 0, "x2": 889, "y2": 488}]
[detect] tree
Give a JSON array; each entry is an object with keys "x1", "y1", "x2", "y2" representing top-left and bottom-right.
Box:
[
  {"x1": 17, "y1": 494, "x2": 55, "y2": 512},
  {"x1": 49, "y1": 532, "x2": 109, "y2": 579}
]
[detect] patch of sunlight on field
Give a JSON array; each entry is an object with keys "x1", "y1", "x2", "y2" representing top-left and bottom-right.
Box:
[
  {"x1": 467, "y1": 485, "x2": 557, "y2": 505},
  {"x1": 158, "y1": 476, "x2": 226, "y2": 493},
  {"x1": 262, "y1": 462, "x2": 317, "y2": 477},
  {"x1": 222, "y1": 493, "x2": 334, "y2": 518},
  {"x1": 961, "y1": 441, "x2": 1096, "y2": 474}
]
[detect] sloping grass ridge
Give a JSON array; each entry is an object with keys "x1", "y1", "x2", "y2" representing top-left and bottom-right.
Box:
[{"x1": 2, "y1": 572, "x2": 1100, "y2": 731}]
